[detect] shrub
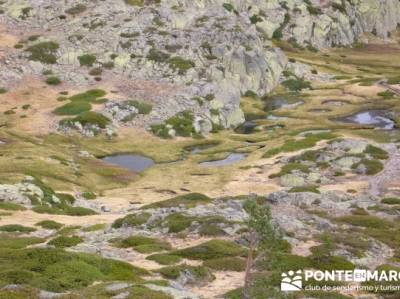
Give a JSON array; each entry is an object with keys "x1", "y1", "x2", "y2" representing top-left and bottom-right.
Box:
[
  {"x1": 82, "y1": 224, "x2": 106, "y2": 232},
  {"x1": 25, "y1": 41, "x2": 59, "y2": 64},
  {"x1": 147, "y1": 48, "x2": 170, "y2": 63},
  {"x1": 0, "y1": 224, "x2": 36, "y2": 233},
  {"x1": 126, "y1": 100, "x2": 153, "y2": 114},
  {"x1": 165, "y1": 110, "x2": 195, "y2": 137},
  {"x1": 124, "y1": 0, "x2": 144, "y2": 6},
  {"x1": 269, "y1": 163, "x2": 310, "y2": 178},
  {"x1": 36, "y1": 220, "x2": 63, "y2": 230},
  {"x1": 0, "y1": 235, "x2": 45, "y2": 249},
  {"x1": 364, "y1": 145, "x2": 388, "y2": 160},
  {"x1": 82, "y1": 192, "x2": 96, "y2": 200},
  {"x1": 146, "y1": 254, "x2": 182, "y2": 265},
  {"x1": 167, "y1": 57, "x2": 195, "y2": 74},
  {"x1": 351, "y1": 159, "x2": 384, "y2": 175},
  {"x1": 281, "y1": 78, "x2": 312, "y2": 91},
  {"x1": 46, "y1": 76, "x2": 61, "y2": 85},
  {"x1": 69, "y1": 89, "x2": 106, "y2": 101},
  {"x1": 142, "y1": 193, "x2": 211, "y2": 209},
  {"x1": 165, "y1": 213, "x2": 194, "y2": 233},
  {"x1": 336, "y1": 215, "x2": 391, "y2": 229},
  {"x1": 157, "y1": 265, "x2": 215, "y2": 282},
  {"x1": 204, "y1": 257, "x2": 246, "y2": 271},
  {"x1": 0, "y1": 202, "x2": 26, "y2": 211},
  {"x1": 0, "y1": 247, "x2": 147, "y2": 292},
  {"x1": 381, "y1": 197, "x2": 400, "y2": 205},
  {"x1": 78, "y1": 54, "x2": 96, "y2": 66},
  {"x1": 48, "y1": 235, "x2": 83, "y2": 248},
  {"x1": 115, "y1": 236, "x2": 172, "y2": 253},
  {"x1": 54, "y1": 101, "x2": 91, "y2": 115},
  {"x1": 174, "y1": 239, "x2": 246, "y2": 260},
  {"x1": 32, "y1": 205, "x2": 97, "y2": 216},
  {"x1": 88, "y1": 67, "x2": 102, "y2": 76},
  {"x1": 112, "y1": 212, "x2": 151, "y2": 228},
  {"x1": 377, "y1": 90, "x2": 395, "y2": 99},
  {"x1": 61, "y1": 111, "x2": 110, "y2": 128},
  {"x1": 0, "y1": 88, "x2": 7, "y2": 94},
  {"x1": 289, "y1": 186, "x2": 320, "y2": 194}
]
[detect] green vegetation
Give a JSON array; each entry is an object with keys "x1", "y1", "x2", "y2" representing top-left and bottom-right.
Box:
[
  {"x1": 263, "y1": 132, "x2": 337, "y2": 158},
  {"x1": 157, "y1": 265, "x2": 215, "y2": 282},
  {"x1": 60, "y1": 111, "x2": 110, "y2": 128},
  {"x1": 289, "y1": 186, "x2": 320, "y2": 193},
  {"x1": 35, "y1": 220, "x2": 63, "y2": 230},
  {"x1": 0, "y1": 247, "x2": 147, "y2": 292},
  {"x1": 203, "y1": 257, "x2": 246, "y2": 271},
  {"x1": 82, "y1": 191, "x2": 96, "y2": 200},
  {"x1": 269, "y1": 162, "x2": 310, "y2": 178},
  {"x1": 0, "y1": 235, "x2": 45, "y2": 249},
  {"x1": 78, "y1": 54, "x2": 97, "y2": 67},
  {"x1": 381, "y1": 197, "x2": 400, "y2": 205},
  {"x1": 142, "y1": 193, "x2": 211, "y2": 209},
  {"x1": 0, "y1": 88, "x2": 7, "y2": 94},
  {"x1": 124, "y1": 0, "x2": 144, "y2": 6},
  {"x1": 146, "y1": 253, "x2": 182, "y2": 265},
  {"x1": 53, "y1": 101, "x2": 91, "y2": 115},
  {"x1": 164, "y1": 213, "x2": 194, "y2": 233},
  {"x1": 25, "y1": 41, "x2": 59, "y2": 64},
  {"x1": 364, "y1": 145, "x2": 388, "y2": 160},
  {"x1": 0, "y1": 224, "x2": 36, "y2": 233},
  {"x1": 32, "y1": 205, "x2": 97, "y2": 216},
  {"x1": 336, "y1": 215, "x2": 392, "y2": 229},
  {"x1": 151, "y1": 110, "x2": 196, "y2": 138},
  {"x1": 48, "y1": 235, "x2": 83, "y2": 248},
  {"x1": 45, "y1": 76, "x2": 61, "y2": 85},
  {"x1": 0, "y1": 202, "x2": 26, "y2": 211},
  {"x1": 114, "y1": 235, "x2": 172, "y2": 253},
  {"x1": 112, "y1": 212, "x2": 151, "y2": 228},
  {"x1": 147, "y1": 48, "x2": 170, "y2": 63},
  {"x1": 173, "y1": 239, "x2": 245, "y2": 260},
  {"x1": 167, "y1": 57, "x2": 195, "y2": 74},
  {"x1": 351, "y1": 159, "x2": 384, "y2": 175},
  {"x1": 82, "y1": 224, "x2": 106, "y2": 232},
  {"x1": 126, "y1": 100, "x2": 153, "y2": 114},
  {"x1": 281, "y1": 78, "x2": 312, "y2": 91},
  {"x1": 377, "y1": 90, "x2": 395, "y2": 99}
]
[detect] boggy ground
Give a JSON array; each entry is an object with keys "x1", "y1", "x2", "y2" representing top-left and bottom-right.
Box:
[{"x1": 1, "y1": 34, "x2": 400, "y2": 299}]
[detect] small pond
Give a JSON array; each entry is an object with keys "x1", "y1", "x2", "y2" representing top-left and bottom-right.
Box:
[
  {"x1": 199, "y1": 153, "x2": 246, "y2": 167},
  {"x1": 101, "y1": 154, "x2": 155, "y2": 172},
  {"x1": 336, "y1": 110, "x2": 395, "y2": 130}
]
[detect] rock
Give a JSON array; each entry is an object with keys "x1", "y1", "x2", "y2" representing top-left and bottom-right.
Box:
[
  {"x1": 280, "y1": 173, "x2": 306, "y2": 187},
  {"x1": 111, "y1": 291, "x2": 130, "y2": 299},
  {"x1": 105, "y1": 283, "x2": 132, "y2": 292},
  {"x1": 39, "y1": 290, "x2": 68, "y2": 299}
]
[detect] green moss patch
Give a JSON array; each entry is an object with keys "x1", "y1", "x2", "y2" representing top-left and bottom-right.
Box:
[
  {"x1": 48, "y1": 235, "x2": 83, "y2": 248},
  {"x1": 146, "y1": 253, "x2": 182, "y2": 265},
  {"x1": 114, "y1": 236, "x2": 172, "y2": 253},
  {"x1": 36, "y1": 220, "x2": 63, "y2": 230},
  {"x1": 112, "y1": 212, "x2": 151, "y2": 228},
  {"x1": 142, "y1": 193, "x2": 211, "y2": 209},
  {"x1": 0, "y1": 224, "x2": 36, "y2": 233},
  {"x1": 203, "y1": 257, "x2": 246, "y2": 272},
  {"x1": 336, "y1": 215, "x2": 392, "y2": 229},
  {"x1": 173, "y1": 239, "x2": 245, "y2": 260}
]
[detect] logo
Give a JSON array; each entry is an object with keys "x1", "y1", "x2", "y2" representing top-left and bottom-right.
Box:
[{"x1": 281, "y1": 270, "x2": 302, "y2": 291}]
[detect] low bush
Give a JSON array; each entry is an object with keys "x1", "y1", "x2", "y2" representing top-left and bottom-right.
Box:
[
  {"x1": 78, "y1": 54, "x2": 96, "y2": 66},
  {"x1": 32, "y1": 205, "x2": 97, "y2": 216},
  {"x1": 381, "y1": 197, "x2": 400, "y2": 205},
  {"x1": 336, "y1": 215, "x2": 391, "y2": 229},
  {"x1": 146, "y1": 254, "x2": 182, "y2": 265},
  {"x1": 167, "y1": 56, "x2": 195, "y2": 74},
  {"x1": 157, "y1": 265, "x2": 215, "y2": 282},
  {"x1": 61, "y1": 111, "x2": 110, "y2": 128},
  {"x1": 164, "y1": 213, "x2": 194, "y2": 233},
  {"x1": 142, "y1": 193, "x2": 211, "y2": 209},
  {"x1": 114, "y1": 235, "x2": 172, "y2": 253},
  {"x1": 0, "y1": 234, "x2": 45, "y2": 249},
  {"x1": 0, "y1": 224, "x2": 36, "y2": 233},
  {"x1": 25, "y1": 41, "x2": 59, "y2": 64},
  {"x1": 204, "y1": 257, "x2": 246, "y2": 271},
  {"x1": 36, "y1": 220, "x2": 63, "y2": 230},
  {"x1": 0, "y1": 202, "x2": 26, "y2": 211},
  {"x1": 53, "y1": 101, "x2": 91, "y2": 115},
  {"x1": 48, "y1": 235, "x2": 83, "y2": 248},
  {"x1": 126, "y1": 100, "x2": 153, "y2": 114},
  {"x1": 281, "y1": 78, "x2": 312, "y2": 91},
  {"x1": 289, "y1": 186, "x2": 320, "y2": 194},
  {"x1": 173, "y1": 239, "x2": 245, "y2": 260},
  {"x1": 46, "y1": 76, "x2": 61, "y2": 85},
  {"x1": 364, "y1": 145, "x2": 388, "y2": 160},
  {"x1": 351, "y1": 159, "x2": 384, "y2": 175},
  {"x1": 112, "y1": 212, "x2": 150, "y2": 228}
]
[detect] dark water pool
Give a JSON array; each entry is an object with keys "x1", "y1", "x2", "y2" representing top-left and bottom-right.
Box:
[
  {"x1": 101, "y1": 154, "x2": 154, "y2": 172},
  {"x1": 336, "y1": 110, "x2": 395, "y2": 129}
]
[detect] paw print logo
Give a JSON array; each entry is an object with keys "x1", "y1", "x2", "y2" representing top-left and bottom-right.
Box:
[{"x1": 281, "y1": 270, "x2": 302, "y2": 291}]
